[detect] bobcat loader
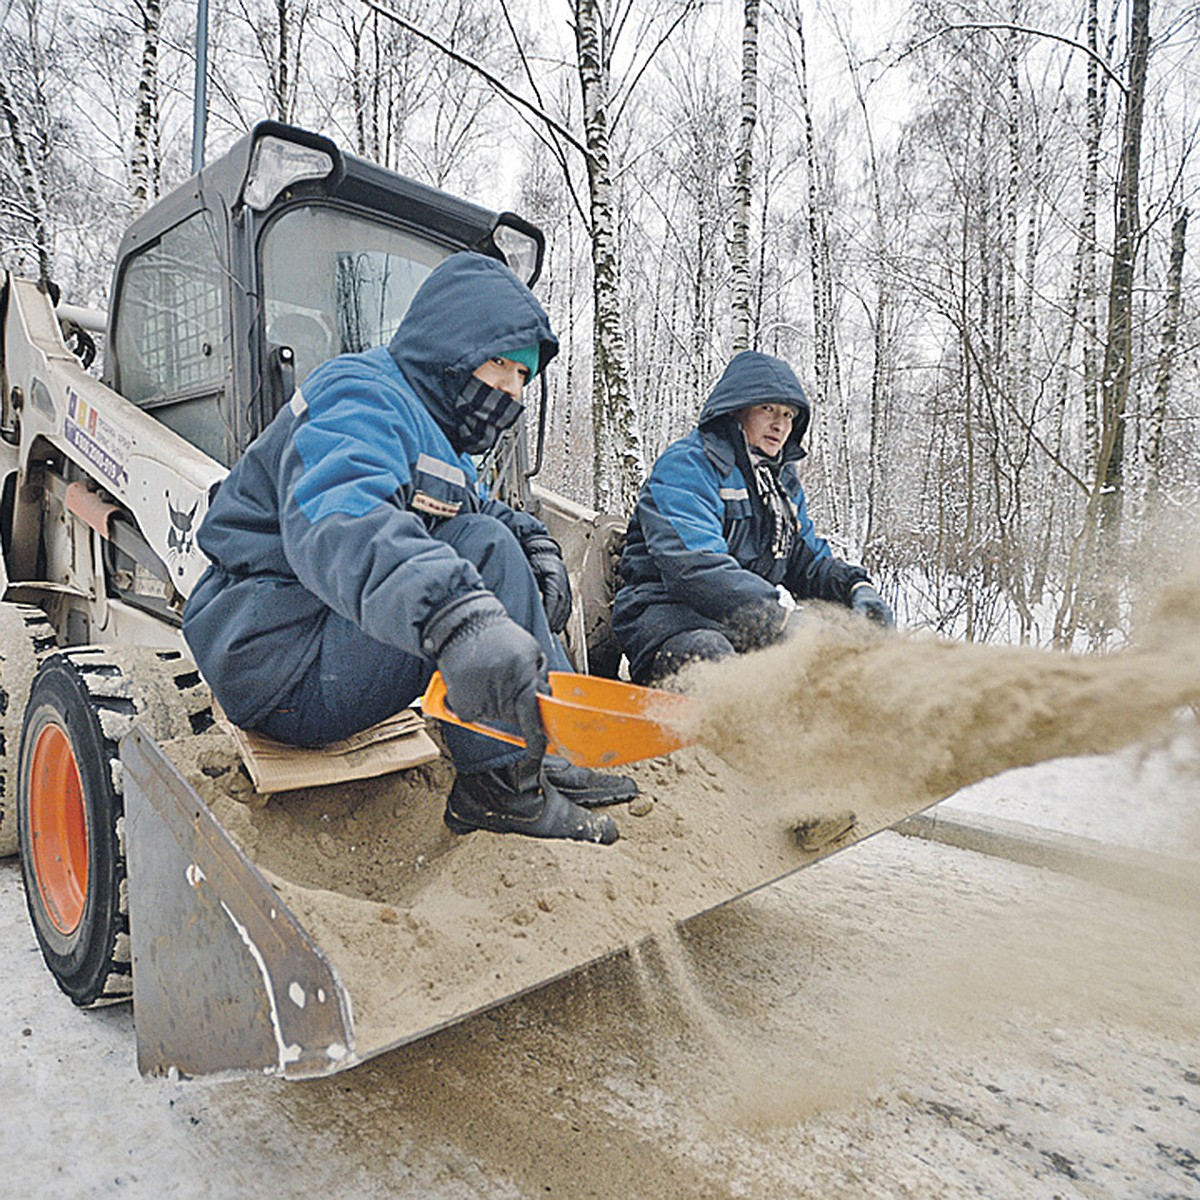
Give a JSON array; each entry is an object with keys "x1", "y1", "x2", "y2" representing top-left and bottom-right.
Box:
[{"x1": 0, "y1": 122, "x2": 921, "y2": 1081}]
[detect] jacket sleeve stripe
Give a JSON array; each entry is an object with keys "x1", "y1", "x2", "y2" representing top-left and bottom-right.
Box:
[{"x1": 415, "y1": 452, "x2": 467, "y2": 486}]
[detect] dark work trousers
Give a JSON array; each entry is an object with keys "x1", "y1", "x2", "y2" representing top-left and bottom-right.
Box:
[
  {"x1": 252, "y1": 513, "x2": 571, "y2": 773},
  {"x1": 638, "y1": 627, "x2": 736, "y2": 685}
]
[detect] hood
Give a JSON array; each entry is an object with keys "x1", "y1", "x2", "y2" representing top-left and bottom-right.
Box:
[
  {"x1": 388, "y1": 251, "x2": 559, "y2": 435},
  {"x1": 698, "y1": 350, "x2": 812, "y2": 462}
]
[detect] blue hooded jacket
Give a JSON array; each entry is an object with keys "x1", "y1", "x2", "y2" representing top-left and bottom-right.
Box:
[
  {"x1": 612, "y1": 350, "x2": 868, "y2": 680},
  {"x1": 182, "y1": 252, "x2": 559, "y2": 729}
]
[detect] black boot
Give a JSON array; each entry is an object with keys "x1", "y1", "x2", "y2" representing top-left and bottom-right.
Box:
[
  {"x1": 444, "y1": 757, "x2": 619, "y2": 845},
  {"x1": 541, "y1": 754, "x2": 638, "y2": 808}
]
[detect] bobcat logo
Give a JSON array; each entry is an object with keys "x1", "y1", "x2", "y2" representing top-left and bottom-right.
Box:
[{"x1": 166, "y1": 497, "x2": 199, "y2": 574}]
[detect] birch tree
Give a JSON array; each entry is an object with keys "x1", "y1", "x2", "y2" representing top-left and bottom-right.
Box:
[
  {"x1": 1095, "y1": 0, "x2": 1149, "y2": 543},
  {"x1": 359, "y1": 0, "x2": 700, "y2": 511},
  {"x1": 729, "y1": 0, "x2": 758, "y2": 352},
  {"x1": 1144, "y1": 206, "x2": 1187, "y2": 509},
  {"x1": 0, "y1": 0, "x2": 62, "y2": 286},
  {"x1": 129, "y1": 0, "x2": 163, "y2": 208},
  {"x1": 572, "y1": 0, "x2": 642, "y2": 512},
  {"x1": 242, "y1": 0, "x2": 311, "y2": 123},
  {"x1": 1054, "y1": 0, "x2": 1150, "y2": 645}
]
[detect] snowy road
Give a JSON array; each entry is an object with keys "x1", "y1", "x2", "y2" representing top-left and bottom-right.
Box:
[{"x1": 1, "y1": 740, "x2": 1197, "y2": 1200}]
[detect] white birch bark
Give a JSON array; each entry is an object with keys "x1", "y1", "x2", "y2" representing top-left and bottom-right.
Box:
[
  {"x1": 1080, "y1": 0, "x2": 1102, "y2": 471},
  {"x1": 0, "y1": 70, "x2": 52, "y2": 284},
  {"x1": 730, "y1": 0, "x2": 758, "y2": 353},
  {"x1": 130, "y1": 0, "x2": 161, "y2": 209},
  {"x1": 573, "y1": 0, "x2": 642, "y2": 513},
  {"x1": 1145, "y1": 207, "x2": 1187, "y2": 509}
]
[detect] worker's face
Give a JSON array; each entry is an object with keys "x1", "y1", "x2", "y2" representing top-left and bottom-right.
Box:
[
  {"x1": 737, "y1": 402, "x2": 798, "y2": 457},
  {"x1": 473, "y1": 356, "x2": 531, "y2": 402}
]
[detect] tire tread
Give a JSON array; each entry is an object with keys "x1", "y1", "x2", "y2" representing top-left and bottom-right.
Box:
[{"x1": 18, "y1": 645, "x2": 210, "y2": 1007}]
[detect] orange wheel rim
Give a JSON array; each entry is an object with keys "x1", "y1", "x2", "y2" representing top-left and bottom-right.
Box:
[{"x1": 28, "y1": 723, "x2": 89, "y2": 933}]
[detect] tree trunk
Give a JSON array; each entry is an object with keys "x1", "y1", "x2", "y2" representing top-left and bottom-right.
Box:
[
  {"x1": 840, "y1": 27, "x2": 891, "y2": 551},
  {"x1": 130, "y1": 0, "x2": 162, "y2": 210},
  {"x1": 793, "y1": 13, "x2": 848, "y2": 532},
  {"x1": 1054, "y1": 0, "x2": 1145, "y2": 648},
  {"x1": 1080, "y1": 0, "x2": 1103, "y2": 470},
  {"x1": 0, "y1": 72, "x2": 52, "y2": 286},
  {"x1": 794, "y1": 15, "x2": 825, "y2": 400},
  {"x1": 1145, "y1": 207, "x2": 1187, "y2": 508},
  {"x1": 730, "y1": 0, "x2": 758, "y2": 352},
  {"x1": 1096, "y1": 0, "x2": 1149, "y2": 541},
  {"x1": 274, "y1": 0, "x2": 291, "y2": 121},
  {"x1": 573, "y1": 0, "x2": 642, "y2": 513},
  {"x1": 1051, "y1": 0, "x2": 1118, "y2": 647},
  {"x1": 961, "y1": 200, "x2": 977, "y2": 643}
]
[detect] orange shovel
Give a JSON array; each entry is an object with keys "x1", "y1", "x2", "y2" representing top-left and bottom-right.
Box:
[{"x1": 420, "y1": 671, "x2": 693, "y2": 768}]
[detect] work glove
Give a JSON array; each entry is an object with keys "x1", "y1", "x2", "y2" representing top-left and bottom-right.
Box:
[
  {"x1": 524, "y1": 535, "x2": 572, "y2": 634},
  {"x1": 731, "y1": 585, "x2": 796, "y2": 651},
  {"x1": 423, "y1": 592, "x2": 549, "y2": 759},
  {"x1": 850, "y1": 581, "x2": 895, "y2": 629}
]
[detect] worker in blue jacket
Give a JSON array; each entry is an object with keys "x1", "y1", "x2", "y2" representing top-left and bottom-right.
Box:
[
  {"x1": 183, "y1": 252, "x2": 632, "y2": 845},
  {"x1": 613, "y1": 350, "x2": 893, "y2": 685}
]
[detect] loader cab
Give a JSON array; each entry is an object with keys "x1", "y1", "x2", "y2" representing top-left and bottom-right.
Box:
[{"x1": 104, "y1": 122, "x2": 545, "y2": 482}]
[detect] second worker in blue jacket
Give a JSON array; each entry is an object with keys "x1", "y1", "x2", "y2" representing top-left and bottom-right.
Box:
[
  {"x1": 613, "y1": 350, "x2": 893, "y2": 685},
  {"x1": 183, "y1": 252, "x2": 632, "y2": 845}
]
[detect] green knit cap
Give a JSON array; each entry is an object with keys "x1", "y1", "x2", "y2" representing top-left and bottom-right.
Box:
[{"x1": 504, "y1": 345, "x2": 541, "y2": 378}]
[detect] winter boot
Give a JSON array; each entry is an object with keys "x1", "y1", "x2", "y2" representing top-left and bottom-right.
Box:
[
  {"x1": 444, "y1": 757, "x2": 619, "y2": 845},
  {"x1": 542, "y1": 754, "x2": 639, "y2": 808}
]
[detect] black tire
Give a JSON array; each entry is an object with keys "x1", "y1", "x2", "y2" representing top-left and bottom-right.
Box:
[
  {"x1": 0, "y1": 603, "x2": 58, "y2": 857},
  {"x1": 14, "y1": 646, "x2": 212, "y2": 1008},
  {"x1": 17, "y1": 653, "x2": 132, "y2": 1007}
]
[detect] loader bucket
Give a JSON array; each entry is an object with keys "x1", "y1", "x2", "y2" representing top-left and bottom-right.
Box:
[
  {"x1": 120, "y1": 720, "x2": 939, "y2": 1082},
  {"x1": 122, "y1": 729, "x2": 353, "y2": 1079}
]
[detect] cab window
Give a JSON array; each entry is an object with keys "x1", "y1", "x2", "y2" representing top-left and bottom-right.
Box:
[
  {"x1": 261, "y1": 205, "x2": 450, "y2": 388},
  {"x1": 112, "y1": 211, "x2": 229, "y2": 464}
]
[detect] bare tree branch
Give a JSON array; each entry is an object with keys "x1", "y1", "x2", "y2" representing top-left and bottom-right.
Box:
[
  {"x1": 364, "y1": 0, "x2": 592, "y2": 162},
  {"x1": 495, "y1": 0, "x2": 590, "y2": 226},
  {"x1": 610, "y1": 2, "x2": 699, "y2": 133},
  {"x1": 895, "y1": 21, "x2": 1128, "y2": 96}
]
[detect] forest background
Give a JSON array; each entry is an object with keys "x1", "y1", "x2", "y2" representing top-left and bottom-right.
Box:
[{"x1": 1, "y1": 0, "x2": 1197, "y2": 649}]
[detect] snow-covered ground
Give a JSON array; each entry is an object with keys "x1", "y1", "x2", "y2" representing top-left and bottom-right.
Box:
[
  {"x1": 0, "y1": 735, "x2": 1196, "y2": 1199},
  {"x1": 943, "y1": 728, "x2": 1200, "y2": 858}
]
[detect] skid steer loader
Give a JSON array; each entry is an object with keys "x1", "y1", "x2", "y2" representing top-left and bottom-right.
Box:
[{"x1": 0, "y1": 122, "x2": 928, "y2": 1081}]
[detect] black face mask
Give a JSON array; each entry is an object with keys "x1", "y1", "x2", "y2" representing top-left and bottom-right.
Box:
[{"x1": 452, "y1": 375, "x2": 525, "y2": 454}]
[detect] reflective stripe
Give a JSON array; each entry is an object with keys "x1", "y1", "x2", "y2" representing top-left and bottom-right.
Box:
[
  {"x1": 290, "y1": 389, "x2": 307, "y2": 415},
  {"x1": 718, "y1": 487, "x2": 749, "y2": 501},
  {"x1": 415, "y1": 452, "x2": 466, "y2": 487},
  {"x1": 412, "y1": 491, "x2": 462, "y2": 518}
]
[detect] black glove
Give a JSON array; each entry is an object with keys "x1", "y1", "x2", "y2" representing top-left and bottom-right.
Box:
[
  {"x1": 423, "y1": 592, "x2": 548, "y2": 758},
  {"x1": 524, "y1": 535, "x2": 572, "y2": 634},
  {"x1": 850, "y1": 582, "x2": 895, "y2": 629}
]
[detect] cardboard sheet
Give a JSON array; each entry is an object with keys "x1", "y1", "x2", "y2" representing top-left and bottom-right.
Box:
[{"x1": 217, "y1": 707, "x2": 441, "y2": 793}]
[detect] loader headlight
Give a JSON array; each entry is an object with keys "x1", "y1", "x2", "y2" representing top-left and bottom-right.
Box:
[
  {"x1": 491, "y1": 216, "x2": 544, "y2": 286},
  {"x1": 243, "y1": 136, "x2": 336, "y2": 210}
]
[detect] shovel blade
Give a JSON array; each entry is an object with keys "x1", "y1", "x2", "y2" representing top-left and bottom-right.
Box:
[{"x1": 420, "y1": 671, "x2": 692, "y2": 768}]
